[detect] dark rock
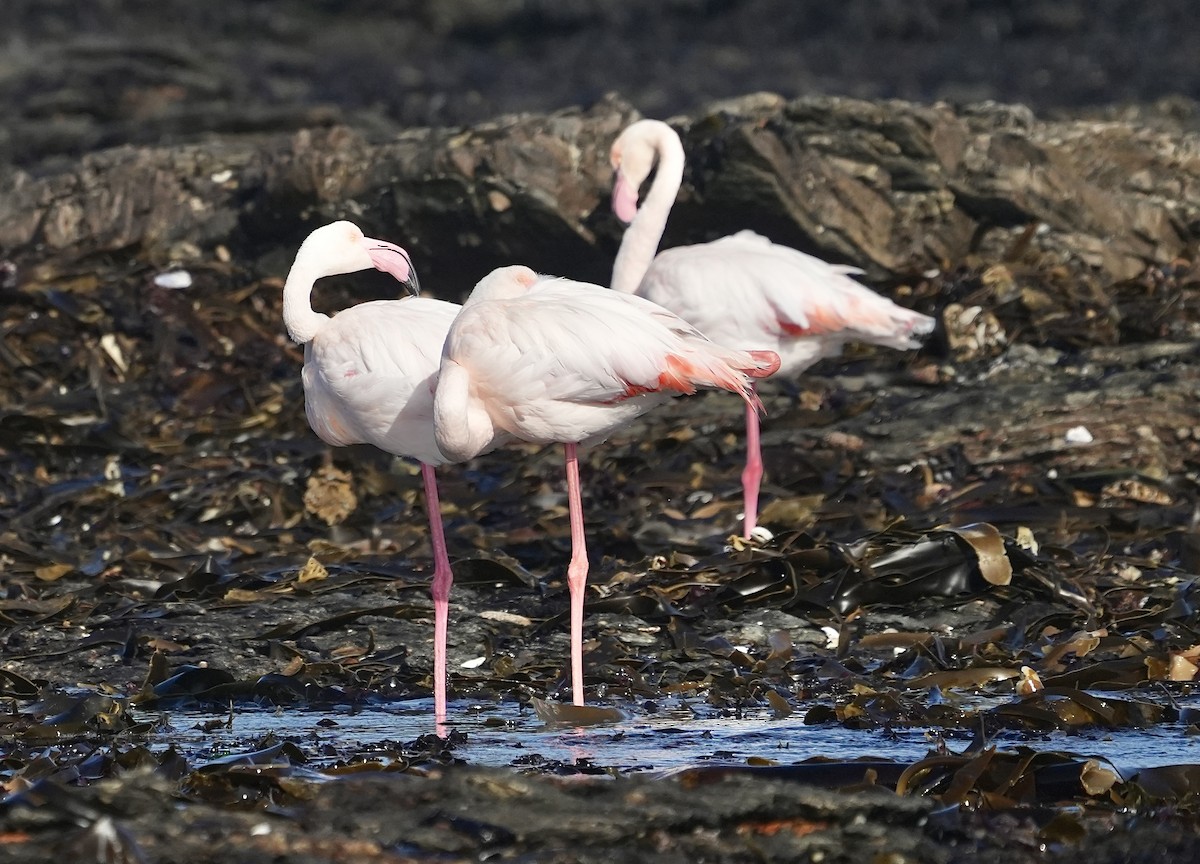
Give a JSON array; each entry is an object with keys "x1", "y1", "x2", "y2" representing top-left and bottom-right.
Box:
[
  {"x1": 1, "y1": 94, "x2": 1196, "y2": 298},
  {"x1": 4, "y1": 1, "x2": 1200, "y2": 174}
]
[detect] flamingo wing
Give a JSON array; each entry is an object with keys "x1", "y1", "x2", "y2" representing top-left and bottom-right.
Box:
[
  {"x1": 447, "y1": 278, "x2": 756, "y2": 407},
  {"x1": 643, "y1": 231, "x2": 931, "y2": 350}
]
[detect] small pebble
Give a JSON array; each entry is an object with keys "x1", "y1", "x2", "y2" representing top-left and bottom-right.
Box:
[
  {"x1": 1064, "y1": 425, "x2": 1093, "y2": 444},
  {"x1": 154, "y1": 270, "x2": 193, "y2": 290}
]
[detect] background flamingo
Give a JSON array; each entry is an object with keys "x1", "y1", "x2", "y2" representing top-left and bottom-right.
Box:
[
  {"x1": 610, "y1": 119, "x2": 936, "y2": 539},
  {"x1": 283, "y1": 220, "x2": 463, "y2": 723},
  {"x1": 433, "y1": 265, "x2": 779, "y2": 706}
]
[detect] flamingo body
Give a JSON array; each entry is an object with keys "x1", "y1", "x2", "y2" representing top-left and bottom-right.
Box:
[
  {"x1": 302, "y1": 298, "x2": 458, "y2": 464},
  {"x1": 283, "y1": 220, "x2": 460, "y2": 724},
  {"x1": 610, "y1": 120, "x2": 935, "y2": 537},
  {"x1": 433, "y1": 264, "x2": 778, "y2": 705},
  {"x1": 639, "y1": 231, "x2": 929, "y2": 377},
  {"x1": 435, "y1": 269, "x2": 775, "y2": 460}
]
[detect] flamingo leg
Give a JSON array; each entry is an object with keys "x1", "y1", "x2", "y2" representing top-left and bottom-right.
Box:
[
  {"x1": 563, "y1": 442, "x2": 589, "y2": 706},
  {"x1": 420, "y1": 462, "x2": 453, "y2": 725},
  {"x1": 741, "y1": 383, "x2": 763, "y2": 539}
]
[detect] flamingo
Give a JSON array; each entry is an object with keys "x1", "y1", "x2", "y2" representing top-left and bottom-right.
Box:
[
  {"x1": 610, "y1": 119, "x2": 936, "y2": 539},
  {"x1": 283, "y1": 220, "x2": 466, "y2": 724},
  {"x1": 433, "y1": 265, "x2": 780, "y2": 706}
]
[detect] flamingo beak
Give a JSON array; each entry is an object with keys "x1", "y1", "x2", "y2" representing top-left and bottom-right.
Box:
[
  {"x1": 363, "y1": 237, "x2": 421, "y2": 297},
  {"x1": 611, "y1": 170, "x2": 640, "y2": 224}
]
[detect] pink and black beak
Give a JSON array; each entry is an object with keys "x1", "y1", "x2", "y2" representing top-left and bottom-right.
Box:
[{"x1": 363, "y1": 237, "x2": 421, "y2": 297}]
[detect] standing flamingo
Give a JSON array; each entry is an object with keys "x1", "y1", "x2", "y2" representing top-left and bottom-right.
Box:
[
  {"x1": 610, "y1": 119, "x2": 936, "y2": 539},
  {"x1": 283, "y1": 220, "x2": 464, "y2": 724},
  {"x1": 433, "y1": 265, "x2": 780, "y2": 706}
]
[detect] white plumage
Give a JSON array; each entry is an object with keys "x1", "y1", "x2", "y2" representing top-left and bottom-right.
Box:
[
  {"x1": 435, "y1": 267, "x2": 775, "y2": 460},
  {"x1": 640, "y1": 230, "x2": 930, "y2": 376},
  {"x1": 609, "y1": 119, "x2": 936, "y2": 538},
  {"x1": 302, "y1": 297, "x2": 458, "y2": 465},
  {"x1": 282, "y1": 220, "x2": 461, "y2": 725},
  {"x1": 433, "y1": 264, "x2": 778, "y2": 707}
]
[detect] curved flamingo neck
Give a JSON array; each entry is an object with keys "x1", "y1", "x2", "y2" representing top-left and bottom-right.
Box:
[
  {"x1": 282, "y1": 258, "x2": 330, "y2": 344},
  {"x1": 610, "y1": 125, "x2": 686, "y2": 295}
]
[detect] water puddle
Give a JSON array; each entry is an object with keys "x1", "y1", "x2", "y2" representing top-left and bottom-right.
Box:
[{"x1": 148, "y1": 693, "x2": 1200, "y2": 778}]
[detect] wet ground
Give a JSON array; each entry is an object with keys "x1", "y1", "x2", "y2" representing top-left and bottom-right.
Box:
[{"x1": 2, "y1": 248, "x2": 1200, "y2": 858}]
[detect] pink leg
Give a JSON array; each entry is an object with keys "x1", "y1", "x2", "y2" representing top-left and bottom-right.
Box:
[
  {"x1": 563, "y1": 442, "x2": 589, "y2": 706},
  {"x1": 741, "y1": 383, "x2": 763, "y2": 539},
  {"x1": 420, "y1": 462, "x2": 453, "y2": 725}
]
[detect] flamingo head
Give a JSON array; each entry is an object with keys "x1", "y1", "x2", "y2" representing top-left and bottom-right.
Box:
[
  {"x1": 610, "y1": 121, "x2": 662, "y2": 224},
  {"x1": 467, "y1": 264, "x2": 540, "y2": 304},
  {"x1": 300, "y1": 220, "x2": 421, "y2": 297}
]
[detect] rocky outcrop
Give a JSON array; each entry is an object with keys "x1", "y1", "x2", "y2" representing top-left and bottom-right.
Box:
[{"x1": 1, "y1": 93, "x2": 1197, "y2": 307}]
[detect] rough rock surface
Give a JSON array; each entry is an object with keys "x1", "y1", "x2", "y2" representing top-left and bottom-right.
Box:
[{"x1": 2, "y1": 94, "x2": 1197, "y2": 300}]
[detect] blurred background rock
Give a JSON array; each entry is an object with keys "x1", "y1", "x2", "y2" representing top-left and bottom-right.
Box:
[{"x1": 3, "y1": 0, "x2": 1198, "y2": 174}]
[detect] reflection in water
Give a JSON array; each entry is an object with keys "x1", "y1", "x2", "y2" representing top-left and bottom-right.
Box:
[{"x1": 149, "y1": 696, "x2": 1200, "y2": 777}]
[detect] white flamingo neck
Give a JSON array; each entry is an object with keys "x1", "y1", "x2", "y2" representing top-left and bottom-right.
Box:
[
  {"x1": 610, "y1": 124, "x2": 686, "y2": 295},
  {"x1": 282, "y1": 258, "x2": 331, "y2": 344}
]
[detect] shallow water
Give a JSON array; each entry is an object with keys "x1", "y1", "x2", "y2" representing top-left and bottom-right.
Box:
[{"x1": 149, "y1": 694, "x2": 1200, "y2": 780}]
